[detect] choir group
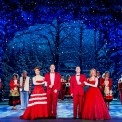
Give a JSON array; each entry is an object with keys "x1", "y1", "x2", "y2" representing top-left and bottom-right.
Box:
[{"x1": 7, "y1": 64, "x2": 122, "y2": 120}]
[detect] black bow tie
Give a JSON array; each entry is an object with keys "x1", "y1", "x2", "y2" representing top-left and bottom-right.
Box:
[{"x1": 76, "y1": 75, "x2": 80, "y2": 76}]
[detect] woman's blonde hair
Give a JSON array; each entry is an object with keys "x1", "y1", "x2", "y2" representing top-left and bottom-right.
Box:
[{"x1": 89, "y1": 68, "x2": 97, "y2": 77}]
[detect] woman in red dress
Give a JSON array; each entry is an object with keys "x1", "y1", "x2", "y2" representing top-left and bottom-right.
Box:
[
  {"x1": 20, "y1": 67, "x2": 48, "y2": 119},
  {"x1": 82, "y1": 69, "x2": 111, "y2": 120}
]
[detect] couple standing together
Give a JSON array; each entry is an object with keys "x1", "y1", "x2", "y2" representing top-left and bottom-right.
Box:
[
  {"x1": 20, "y1": 64, "x2": 60, "y2": 119},
  {"x1": 20, "y1": 65, "x2": 110, "y2": 120},
  {"x1": 70, "y1": 67, "x2": 110, "y2": 120}
]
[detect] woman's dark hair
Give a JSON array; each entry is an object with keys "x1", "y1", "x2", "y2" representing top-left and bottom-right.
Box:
[
  {"x1": 34, "y1": 66, "x2": 40, "y2": 71},
  {"x1": 105, "y1": 71, "x2": 110, "y2": 75},
  {"x1": 12, "y1": 73, "x2": 18, "y2": 79},
  {"x1": 104, "y1": 71, "x2": 110, "y2": 77}
]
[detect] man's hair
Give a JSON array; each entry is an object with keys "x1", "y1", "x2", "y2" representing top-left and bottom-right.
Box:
[
  {"x1": 76, "y1": 66, "x2": 80, "y2": 68},
  {"x1": 22, "y1": 70, "x2": 27, "y2": 73},
  {"x1": 50, "y1": 64, "x2": 55, "y2": 66}
]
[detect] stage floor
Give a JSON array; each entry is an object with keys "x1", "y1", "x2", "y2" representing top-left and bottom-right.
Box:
[{"x1": 0, "y1": 99, "x2": 122, "y2": 122}]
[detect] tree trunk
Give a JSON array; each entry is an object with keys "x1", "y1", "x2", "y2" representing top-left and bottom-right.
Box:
[{"x1": 79, "y1": 25, "x2": 83, "y2": 72}]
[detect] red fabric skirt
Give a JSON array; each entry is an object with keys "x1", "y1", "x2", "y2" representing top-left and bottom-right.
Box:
[
  {"x1": 82, "y1": 87, "x2": 111, "y2": 120},
  {"x1": 20, "y1": 85, "x2": 48, "y2": 120}
]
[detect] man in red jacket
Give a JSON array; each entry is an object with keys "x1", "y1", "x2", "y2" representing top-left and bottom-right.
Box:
[
  {"x1": 70, "y1": 66, "x2": 87, "y2": 119},
  {"x1": 45, "y1": 64, "x2": 61, "y2": 119}
]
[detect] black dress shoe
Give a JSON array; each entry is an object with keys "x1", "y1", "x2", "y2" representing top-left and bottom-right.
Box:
[
  {"x1": 52, "y1": 116, "x2": 56, "y2": 119},
  {"x1": 73, "y1": 117, "x2": 77, "y2": 119}
]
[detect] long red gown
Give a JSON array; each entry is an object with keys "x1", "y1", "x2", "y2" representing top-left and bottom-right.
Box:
[
  {"x1": 82, "y1": 80, "x2": 111, "y2": 120},
  {"x1": 20, "y1": 80, "x2": 48, "y2": 120}
]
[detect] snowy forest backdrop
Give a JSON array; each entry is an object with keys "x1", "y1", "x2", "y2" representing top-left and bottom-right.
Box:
[{"x1": 0, "y1": 0, "x2": 122, "y2": 98}]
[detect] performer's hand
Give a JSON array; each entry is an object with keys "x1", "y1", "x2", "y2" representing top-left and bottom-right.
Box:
[
  {"x1": 44, "y1": 82, "x2": 47, "y2": 86},
  {"x1": 84, "y1": 82, "x2": 88, "y2": 85},
  {"x1": 43, "y1": 81, "x2": 47, "y2": 86},
  {"x1": 54, "y1": 89, "x2": 57, "y2": 93},
  {"x1": 49, "y1": 85, "x2": 53, "y2": 88},
  {"x1": 78, "y1": 82, "x2": 81, "y2": 85},
  {"x1": 16, "y1": 84, "x2": 20, "y2": 87},
  {"x1": 14, "y1": 87, "x2": 18, "y2": 90},
  {"x1": 71, "y1": 94, "x2": 73, "y2": 97},
  {"x1": 29, "y1": 91, "x2": 31, "y2": 94}
]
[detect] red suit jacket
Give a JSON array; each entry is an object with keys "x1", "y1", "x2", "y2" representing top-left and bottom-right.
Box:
[
  {"x1": 45, "y1": 72, "x2": 61, "y2": 94},
  {"x1": 70, "y1": 74, "x2": 87, "y2": 96}
]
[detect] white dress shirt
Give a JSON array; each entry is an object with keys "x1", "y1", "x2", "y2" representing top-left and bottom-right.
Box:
[
  {"x1": 76, "y1": 75, "x2": 81, "y2": 85},
  {"x1": 50, "y1": 73, "x2": 55, "y2": 86}
]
